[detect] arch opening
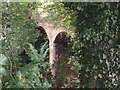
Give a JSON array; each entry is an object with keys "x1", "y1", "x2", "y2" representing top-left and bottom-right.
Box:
[
  {"x1": 54, "y1": 32, "x2": 67, "y2": 43},
  {"x1": 35, "y1": 26, "x2": 48, "y2": 53}
]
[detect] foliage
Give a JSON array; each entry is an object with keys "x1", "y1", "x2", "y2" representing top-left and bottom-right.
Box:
[
  {"x1": 1, "y1": 2, "x2": 51, "y2": 88},
  {"x1": 63, "y1": 2, "x2": 119, "y2": 88},
  {"x1": 1, "y1": 1, "x2": 119, "y2": 88},
  {"x1": 4, "y1": 43, "x2": 51, "y2": 88},
  {"x1": 39, "y1": 2, "x2": 119, "y2": 88},
  {"x1": 0, "y1": 54, "x2": 7, "y2": 89}
]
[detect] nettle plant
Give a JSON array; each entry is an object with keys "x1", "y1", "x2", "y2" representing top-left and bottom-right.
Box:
[
  {"x1": 1, "y1": 2, "x2": 51, "y2": 88},
  {"x1": 1, "y1": 42, "x2": 51, "y2": 88},
  {"x1": 5, "y1": 42, "x2": 51, "y2": 88}
]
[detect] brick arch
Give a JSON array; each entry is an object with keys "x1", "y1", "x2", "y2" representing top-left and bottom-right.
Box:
[
  {"x1": 36, "y1": 22, "x2": 66, "y2": 43},
  {"x1": 36, "y1": 22, "x2": 68, "y2": 87}
]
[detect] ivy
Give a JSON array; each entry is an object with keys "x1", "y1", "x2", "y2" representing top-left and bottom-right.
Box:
[{"x1": 1, "y1": 2, "x2": 119, "y2": 88}]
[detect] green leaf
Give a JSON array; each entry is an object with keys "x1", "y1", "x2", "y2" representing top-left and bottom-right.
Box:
[
  {"x1": 0, "y1": 67, "x2": 6, "y2": 76},
  {"x1": 0, "y1": 54, "x2": 7, "y2": 65}
]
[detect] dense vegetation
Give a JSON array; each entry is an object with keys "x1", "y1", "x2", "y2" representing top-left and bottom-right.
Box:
[{"x1": 0, "y1": 2, "x2": 119, "y2": 88}]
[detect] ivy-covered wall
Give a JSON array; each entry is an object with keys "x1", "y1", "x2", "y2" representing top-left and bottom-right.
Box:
[{"x1": 1, "y1": 2, "x2": 119, "y2": 88}]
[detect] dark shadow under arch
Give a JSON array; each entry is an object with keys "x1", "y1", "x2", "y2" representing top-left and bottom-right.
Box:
[
  {"x1": 34, "y1": 26, "x2": 48, "y2": 53},
  {"x1": 54, "y1": 32, "x2": 67, "y2": 43}
]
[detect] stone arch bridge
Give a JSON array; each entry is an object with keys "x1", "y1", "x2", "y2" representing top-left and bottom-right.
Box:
[{"x1": 37, "y1": 22, "x2": 68, "y2": 87}]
